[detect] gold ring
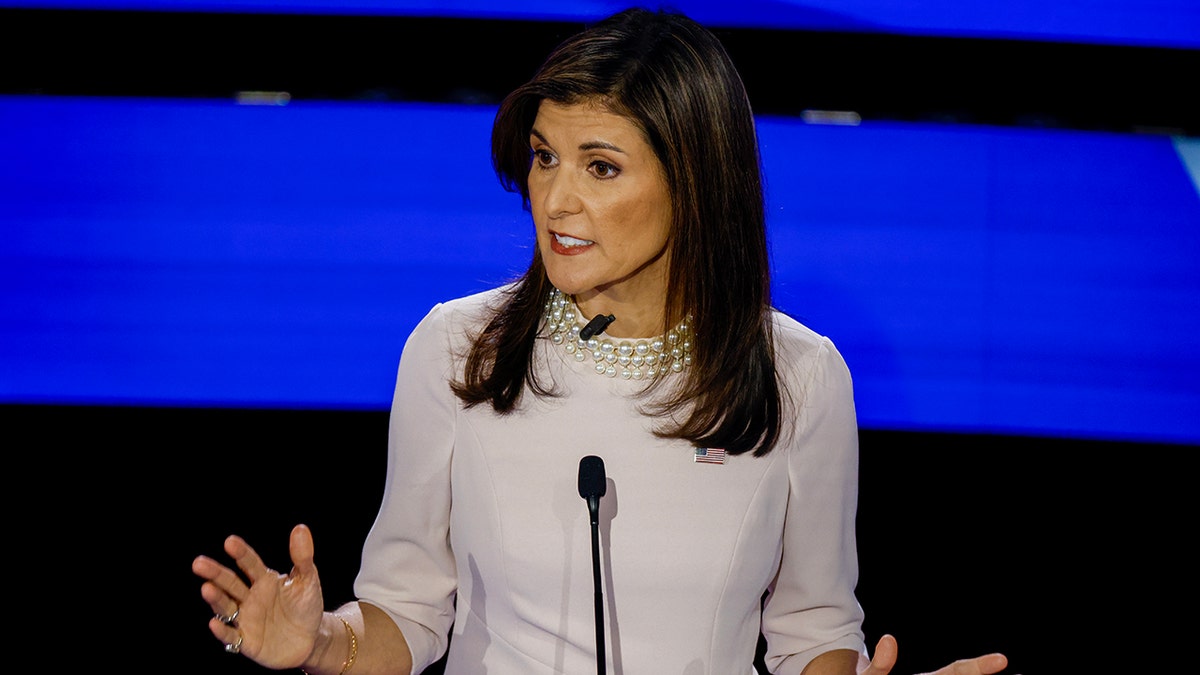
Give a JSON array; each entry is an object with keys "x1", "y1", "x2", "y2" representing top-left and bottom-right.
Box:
[{"x1": 216, "y1": 607, "x2": 239, "y2": 625}]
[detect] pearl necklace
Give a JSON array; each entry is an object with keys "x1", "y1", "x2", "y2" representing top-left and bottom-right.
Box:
[{"x1": 542, "y1": 288, "x2": 693, "y2": 379}]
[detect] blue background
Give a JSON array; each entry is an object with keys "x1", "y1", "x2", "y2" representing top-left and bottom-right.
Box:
[
  {"x1": 4, "y1": 0, "x2": 1198, "y2": 48},
  {"x1": 4, "y1": 6, "x2": 1195, "y2": 674},
  {"x1": 4, "y1": 95, "x2": 1198, "y2": 445}
]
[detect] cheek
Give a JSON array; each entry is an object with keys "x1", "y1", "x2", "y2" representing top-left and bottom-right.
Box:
[
  {"x1": 629, "y1": 197, "x2": 672, "y2": 247},
  {"x1": 527, "y1": 190, "x2": 548, "y2": 227},
  {"x1": 526, "y1": 171, "x2": 547, "y2": 211}
]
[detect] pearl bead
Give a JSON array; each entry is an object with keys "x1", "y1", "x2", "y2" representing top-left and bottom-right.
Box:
[{"x1": 542, "y1": 289, "x2": 693, "y2": 379}]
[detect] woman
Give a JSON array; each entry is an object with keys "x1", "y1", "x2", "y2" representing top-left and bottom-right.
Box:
[{"x1": 193, "y1": 7, "x2": 1011, "y2": 675}]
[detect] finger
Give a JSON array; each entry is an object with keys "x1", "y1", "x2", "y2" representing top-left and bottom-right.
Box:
[
  {"x1": 207, "y1": 614, "x2": 245, "y2": 648},
  {"x1": 192, "y1": 554, "x2": 229, "y2": 582},
  {"x1": 934, "y1": 653, "x2": 1010, "y2": 675},
  {"x1": 286, "y1": 524, "x2": 316, "y2": 583},
  {"x1": 863, "y1": 634, "x2": 898, "y2": 675},
  {"x1": 972, "y1": 653, "x2": 1009, "y2": 675},
  {"x1": 199, "y1": 580, "x2": 243, "y2": 619},
  {"x1": 224, "y1": 534, "x2": 275, "y2": 585},
  {"x1": 195, "y1": 555, "x2": 253, "y2": 602}
]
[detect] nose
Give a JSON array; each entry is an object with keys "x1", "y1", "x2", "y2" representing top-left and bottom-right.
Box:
[{"x1": 539, "y1": 167, "x2": 582, "y2": 219}]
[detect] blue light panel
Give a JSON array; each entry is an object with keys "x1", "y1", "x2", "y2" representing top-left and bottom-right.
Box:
[
  {"x1": 2, "y1": 95, "x2": 1198, "y2": 445},
  {"x1": 2, "y1": 0, "x2": 1198, "y2": 49}
]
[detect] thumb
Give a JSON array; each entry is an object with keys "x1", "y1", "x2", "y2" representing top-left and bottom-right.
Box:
[
  {"x1": 863, "y1": 634, "x2": 899, "y2": 675},
  {"x1": 288, "y1": 523, "x2": 317, "y2": 578}
]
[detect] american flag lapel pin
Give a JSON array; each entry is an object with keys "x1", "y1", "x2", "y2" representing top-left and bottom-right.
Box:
[{"x1": 694, "y1": 447, "x2": 726, "y2": 465}]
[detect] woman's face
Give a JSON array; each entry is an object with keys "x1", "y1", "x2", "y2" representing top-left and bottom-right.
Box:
[{"x1": 527, "y1": 100, "x2": 673, "y2": 324}]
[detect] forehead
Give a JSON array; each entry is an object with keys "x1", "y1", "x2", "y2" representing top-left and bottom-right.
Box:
[{"x1": 531, "y1": 100, "x2": 647, "y2": 146}]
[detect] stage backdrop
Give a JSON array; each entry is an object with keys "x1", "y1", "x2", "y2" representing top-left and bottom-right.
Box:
[
  {"x1": 3, "y1": 95, "x2": 1198, "y2": 446},
  {"x1": 2, "y1": 0, "x2": 1197, "y2": 48}
]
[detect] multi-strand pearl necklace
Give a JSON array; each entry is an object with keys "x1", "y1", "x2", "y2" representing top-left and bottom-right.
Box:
[{"x1": 542, "y1": 288, "x2": 693, "y2": 379}]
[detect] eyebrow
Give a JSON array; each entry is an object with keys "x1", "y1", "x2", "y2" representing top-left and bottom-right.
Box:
[
  {"x1": 580, "y1": 140, "x2": 626, "y2": 153},
  {"x1": 529, "y1": 128, "x2": 627, "y2": 155}
]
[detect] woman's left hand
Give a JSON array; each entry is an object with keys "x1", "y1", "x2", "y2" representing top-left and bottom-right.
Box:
[{"x1": 860, "y1": 634, "x2": 1012, "y2": 675}]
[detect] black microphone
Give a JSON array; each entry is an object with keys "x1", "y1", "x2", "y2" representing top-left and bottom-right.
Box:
[
  {"x1": 577, "y1": 455, "x2": 607, "y2": 675},
  {"x1": 578, "y1": 454, "x2": 607, "y2": 521},
  {"x1": 579, "y1": 313, "x2": 616, "y2": 341}
]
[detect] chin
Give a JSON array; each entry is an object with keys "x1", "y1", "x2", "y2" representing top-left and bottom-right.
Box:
[{"x1": 543, "y1": 269, "x2": 588, "y2": 296}]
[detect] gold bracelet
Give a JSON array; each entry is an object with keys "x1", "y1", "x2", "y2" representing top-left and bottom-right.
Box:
[
  {"x1": 337, "y1": 617, "x2": 358, "y2": 675},
  {"x1": 299, "y1": 617, "x2": 357, "y2": 675}
]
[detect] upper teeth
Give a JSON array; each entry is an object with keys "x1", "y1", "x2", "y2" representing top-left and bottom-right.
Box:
[{"x1": 555, "y1": 234, "x2": 594, "y2": 247}]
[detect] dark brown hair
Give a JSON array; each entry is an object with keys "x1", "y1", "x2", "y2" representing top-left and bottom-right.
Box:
[{"x1": 451, "y1": 7, "x2": 782, "y2": 456}]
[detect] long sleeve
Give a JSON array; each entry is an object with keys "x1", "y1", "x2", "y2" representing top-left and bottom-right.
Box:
[
  {"x1": 354, "y1": 301, "x2": 461, "y2": 672},
  {"x1": 761, "y1": 334, "x2": 867, "y2": 674}
]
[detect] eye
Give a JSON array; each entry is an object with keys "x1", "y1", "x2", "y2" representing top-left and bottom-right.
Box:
[
  {"x1": 589, "y1": 160, "x2": 620, "y2": 179},
  {"x1": 532, "y1": 149, "x2": 557, "y2": 170}
]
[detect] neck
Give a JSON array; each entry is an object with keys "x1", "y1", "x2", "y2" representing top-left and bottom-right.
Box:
[
  {"x1": 574, "y1": 294, "x2": 665, "y2": 339},
  {"x1": 542, "y1": 288, "x2": 693, "y2": 379}
]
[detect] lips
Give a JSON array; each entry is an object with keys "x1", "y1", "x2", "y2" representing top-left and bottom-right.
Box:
[{"x1": 549, "y1": 232, "x2": 595, "y2": 255}]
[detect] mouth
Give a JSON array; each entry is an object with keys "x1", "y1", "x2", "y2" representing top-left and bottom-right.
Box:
[{"x1": 552, "y1": 232, "x2": 595, "y2": 248}]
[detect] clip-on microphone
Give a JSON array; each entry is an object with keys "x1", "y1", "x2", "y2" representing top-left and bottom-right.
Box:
[
  {"x1": 577, "y1": 455, "x2": 607, "y2": 675},
  {"x1": 579, "y1": 313, "x2": 616, "y2": 341}
]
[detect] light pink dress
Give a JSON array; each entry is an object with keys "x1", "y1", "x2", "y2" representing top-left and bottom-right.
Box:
[{"x1": 355, "y1": 287, "x2": 866, "y2": 675}]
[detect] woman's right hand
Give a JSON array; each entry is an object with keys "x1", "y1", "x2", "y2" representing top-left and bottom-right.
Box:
[{"x1": 193, "y1": 523, "x2": 326, "y2": 669}]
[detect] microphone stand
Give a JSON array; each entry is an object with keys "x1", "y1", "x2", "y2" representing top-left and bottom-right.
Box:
[
  {"x1": 588, "y1": 490, "x2": 605, "y2": 675},
  {"x1": 578, "y1": 455, "x2": 607, "y2": 675}
]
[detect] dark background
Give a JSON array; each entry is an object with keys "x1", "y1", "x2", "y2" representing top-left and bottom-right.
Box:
[
  {"x1": 9, "y1": 402, "x2": 1190, "y2": 674},
  {"x1": 3, "y1": 8, "x2": 1197, "y2": 134},
  {"x1": 3, "y1": 6, "x2": 1195, "y2": 675}
]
